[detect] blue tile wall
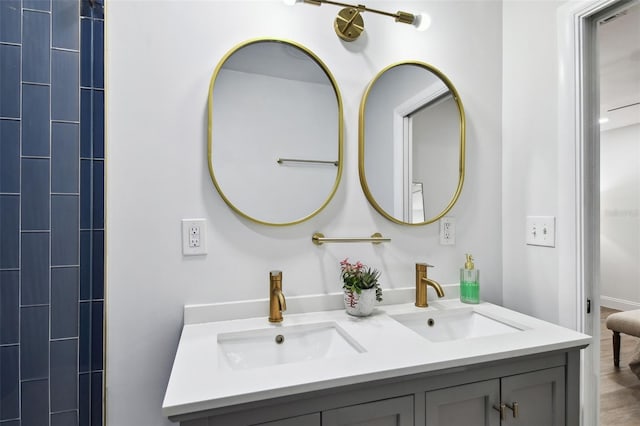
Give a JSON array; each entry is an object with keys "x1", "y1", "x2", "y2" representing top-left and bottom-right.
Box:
[
  {"x1": 92, "y1": 90, "x2": 104, "y2": 158},
  {"x1": 50, "y1": 339, "x2": 78, "y2": 412},
  {"x1": 20, "y1": 232, "x2": 50, "y2": 305},
  {"x1": 90, "y1": 372, "x2": 102, "y2": 426},
  {"x1": 92, "y1": 20, "x2": 103, "y2": 89},
  {"x1": 0, "y1": 345, "x2": 20, "y2": 420},
  {"x1": 51, "y1": 267, "x2": 79, "y2": 338},
  {"x1": 90, "y1": 301, "x2": 103, "y2": 371},
  {"x1": 22, "y1": 84, "x2": 51, "y2": 156},
  {"x1": 21, "y1": 158, "x2": 50, "y2": 230},
  {"x1": 80, "y1": 90, "x2": 92, "y2": 156},
  {"x1": 0, "y1": 1, "x2": 105, "y2": 424},
  {"x1": 22, "y1": 10, "x2": 50, "y2": 84},
  {"x1": 23, "y1": 0, "x2": 51, "y2": 12},
  {"x1": 80, "y1": 231, "x2": 91, "y2": 300},
  {"x1": 79, "y1": 302, "x2": 90, "y2": 372},
  {"x1": 0, "y1": 271, "x2": 20, "y2": 344},
  {"x1": 52, "y1": 49, "x2": 79, "y2": 121},
  {"x1": 0, "y1": 195, "x2": 19, "y2": 268},
  {"x1": 91, "y1": 231, "x2": 103, "y2": 300},
  {"x1": 52, "y1": 411, "x2": 79, "y2": 426},
  {"x1": 51, "y1": 195, "x2": 79, "y2": 266},
  {"x1": 52, "y1": 0, "x2": 79, "y2": 50},
  {"x1": 21, "y1": 379, "x2": 49, "y2": 426},
  {"x1": 0, "y1": 120, "x2": 21, "y2": 193},
  {"x1": 20, "y1": 306, "x2": 49, "y2": 380},
  {"x1": 52, "y1": 122, "x2": 80, "y2": 193},
  {"x1": 0, "y1": 44, "x2": 21, "y2": 118},
  {"x1": 0, "y1": 1, "x2": 22, "y2": 44},
  {"x1": 78, "y1": 373, "x2": 90, "y2": 424}
]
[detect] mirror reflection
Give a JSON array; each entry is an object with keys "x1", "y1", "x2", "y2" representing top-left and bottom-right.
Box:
[
  {"x1": 359, "y1": 62, "x2": 465, "y2": 225},
  {"x1": 209, "y1": 39, "x2": 343, "y2": 225}
]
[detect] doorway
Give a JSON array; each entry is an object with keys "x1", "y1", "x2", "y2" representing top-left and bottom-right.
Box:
[
  {"x1": 558, "y1": 0, "x2": 639, "y2": 425},
  {"x1": 597, "y1": 2, "x2": 640, "y2": 424}
]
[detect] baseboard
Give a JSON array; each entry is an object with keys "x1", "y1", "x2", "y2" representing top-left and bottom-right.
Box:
[{"x1": 600, "y1": 296, "x2": 640, "y2": 311}]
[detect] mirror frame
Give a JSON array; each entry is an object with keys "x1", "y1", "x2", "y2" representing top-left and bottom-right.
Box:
[
  {"x1": 207, "y1": 38, "x2": 344, "y2": 226},
  {"x1": 358, "y1": 61, "x2": 466, "y2": 225}
]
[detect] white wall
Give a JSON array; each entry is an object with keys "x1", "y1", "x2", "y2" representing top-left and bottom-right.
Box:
[
  {"x1": 502, "y1": 0, "x2": 567, "y2": 325},
  {"x1": 600, "y1": 123, "x2": 640, "y2": 310},
  {"x1": 105, "y1": 1, "x2": 502, "y2": 425}
]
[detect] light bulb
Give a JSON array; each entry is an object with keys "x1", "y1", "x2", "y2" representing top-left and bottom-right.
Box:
[
  {"x1": 283, "y1": 0, "x2": 301, "y2": 5},
  {"x1": 599, "y1": 117, "x2": 609, "y2": 124},
  {"x1": 413, "y1": 12, "x2": 432, "y2": 31}
]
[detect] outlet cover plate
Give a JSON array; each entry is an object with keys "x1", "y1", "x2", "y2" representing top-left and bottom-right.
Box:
[
  {"x1": 182, "y1": 218, "x2": 207, "y2": 256},
  {"x1": 439, "y1": 217, "x2": 456, "y2": 245},
  {"x1": 526, "y1": 216, "x2": 555, "y2": 247}
]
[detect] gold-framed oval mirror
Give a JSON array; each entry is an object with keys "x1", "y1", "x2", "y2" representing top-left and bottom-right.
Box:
[
  {"x1": 208, "y1": 39, "x2": 343, "y2": 226},
  {"x1": 359, "y1": 61, "x2": 465, "y2": 225}
]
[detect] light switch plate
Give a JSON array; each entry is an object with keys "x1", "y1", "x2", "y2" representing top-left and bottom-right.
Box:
[
  {"x1": 182, "y1": 219, "x2": 207, "y2": 255},
  {"x1": 526, "y1": 216, "x2": 556, "y2": 247}
]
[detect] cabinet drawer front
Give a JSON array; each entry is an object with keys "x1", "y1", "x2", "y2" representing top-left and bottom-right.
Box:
[
  {"x1": 322, "y1": 395, "x2": 414, "y2": 426},
  {"x1": 425, "y1": 379, "x2": 500, "y2": 426}
]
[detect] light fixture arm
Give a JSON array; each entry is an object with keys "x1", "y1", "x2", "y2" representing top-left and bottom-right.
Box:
[
  {"x1": 286, "y1": 0, "x2": 430, "y2": 41},
  {"x1": 304, "y1": 0, "x2": 416, "y2": 24}
]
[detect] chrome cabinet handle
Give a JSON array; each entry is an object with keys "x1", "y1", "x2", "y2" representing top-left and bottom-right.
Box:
[
  {"x1": 493, "y1": 403, "x2": 506, "y2": 421},
  {"x1": 506, "y1": 401, "x2": 519, "y2": 418}
]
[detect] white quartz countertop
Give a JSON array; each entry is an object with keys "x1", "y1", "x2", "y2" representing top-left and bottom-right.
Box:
[{"x1": 162, "y1": 298, "x2": 591, "y2": 418}]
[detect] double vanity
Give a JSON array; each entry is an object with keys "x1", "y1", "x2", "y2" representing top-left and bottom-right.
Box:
[
  {"x1": 177, "y1": 35, "x2": 591, "y2": 425},
  {"x1": 162, "y1": 291, "x2": 590, "y2": 426}
]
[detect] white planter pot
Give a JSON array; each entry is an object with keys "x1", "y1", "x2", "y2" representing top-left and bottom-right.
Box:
[{"x1": 343, "y1": 288, "x2": 376, "y2": 317}]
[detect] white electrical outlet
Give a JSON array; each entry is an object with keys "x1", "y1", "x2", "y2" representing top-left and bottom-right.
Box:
[
  {"x1": 182, "y1": 219, "x2": 207, "y2": 255},
  {"x1": 439, "y1": 217, "x2": 456, "y2": 245},
  {"x1": 526, "y1": 216, "x2": 556, "y2": 247}
]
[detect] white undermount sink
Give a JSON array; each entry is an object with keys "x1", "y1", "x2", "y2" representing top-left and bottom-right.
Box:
[
  {"x1": 390, "y1": 308, "x2": 523, "y2": 342},
  {"x1": 217, "y1": 322, "x2": 365, "y2": 370}
]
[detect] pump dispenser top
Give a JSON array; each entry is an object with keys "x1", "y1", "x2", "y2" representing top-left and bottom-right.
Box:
[{"x1": 464, "y1": 254, "x2": 474, "y2": 270}]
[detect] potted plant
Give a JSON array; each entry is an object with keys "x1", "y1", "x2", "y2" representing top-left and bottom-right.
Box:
[{"x1": 340, "y1": 258, "x2": 382, "y2": 316}]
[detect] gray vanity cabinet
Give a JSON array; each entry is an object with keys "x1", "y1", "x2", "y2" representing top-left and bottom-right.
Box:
[
  {"x1": 424, "y1": 367, "x2": 565, "y2": 426},
  {"x1": 173, "y1": 350, "x2": 581, "y2": 426},
  {"x1": 322, "y1": 395, "x2": 414, "y2": 426}
]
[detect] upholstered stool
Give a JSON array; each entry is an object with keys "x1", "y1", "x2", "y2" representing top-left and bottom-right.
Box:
[{"x1": 605, "y1": 310, "x2": 640, "y2": 367}]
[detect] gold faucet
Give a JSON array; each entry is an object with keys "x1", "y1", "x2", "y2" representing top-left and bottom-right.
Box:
[
  {"x1": 269, "y1": 270, "x2": 287, "y2": 323},
  {"x1": 415, "y1": 263, "x2": 445, "y2": 307}
]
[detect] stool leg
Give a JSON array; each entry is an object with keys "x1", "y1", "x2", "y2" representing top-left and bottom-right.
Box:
[{"x1": 613, "y1": 331, "x2": 620, "y2": 368}]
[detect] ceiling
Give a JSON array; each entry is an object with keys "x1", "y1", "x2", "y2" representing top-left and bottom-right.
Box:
[{"x1": 598, "y1": 2, "x2": 640, "y2": 131}]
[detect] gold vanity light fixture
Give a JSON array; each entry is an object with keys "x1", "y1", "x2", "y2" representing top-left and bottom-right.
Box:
[{"x1": 283, "y1": 0, "x2": 431, "y2": 41}]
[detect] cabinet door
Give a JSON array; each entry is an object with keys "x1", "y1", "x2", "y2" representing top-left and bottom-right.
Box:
[
  {"x1": 425, "y1": 379, "x2": 500, "y2": 426},
  {"x1": 501, "y1": 367, "x2": 565, "y2": 426},
  {"x1": 322, "y1": 395, "x2": 414, "y2": 426}
]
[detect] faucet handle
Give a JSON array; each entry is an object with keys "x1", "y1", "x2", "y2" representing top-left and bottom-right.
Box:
[
  {"x1": 270, "y1": 270, "x2": 282, "y2": 285},
  {"x1": 416, "y1": 263, "x2": 434, "y2": 271}
]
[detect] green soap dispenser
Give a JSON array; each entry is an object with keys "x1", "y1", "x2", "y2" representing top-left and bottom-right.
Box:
[{"x1": 460, "y1": 254, "x2": 480, "y2": 304}]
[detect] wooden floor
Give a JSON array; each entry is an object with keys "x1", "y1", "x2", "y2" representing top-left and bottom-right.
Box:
[{"x1": 600, "y1": 307, "x2": 640, "y2": 426}]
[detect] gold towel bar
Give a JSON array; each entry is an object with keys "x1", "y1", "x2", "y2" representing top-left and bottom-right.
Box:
[{"x1": 311, "y1": 232, "x2": 391, "y2": 245}]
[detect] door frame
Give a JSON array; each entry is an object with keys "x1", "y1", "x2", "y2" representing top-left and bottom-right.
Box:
[
  {"x1": 557, "y1": 0, "x2": 636, "y2": 424},
  {"x1": 392, "y1": 82, "x2": 449, "y2": 221}
]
